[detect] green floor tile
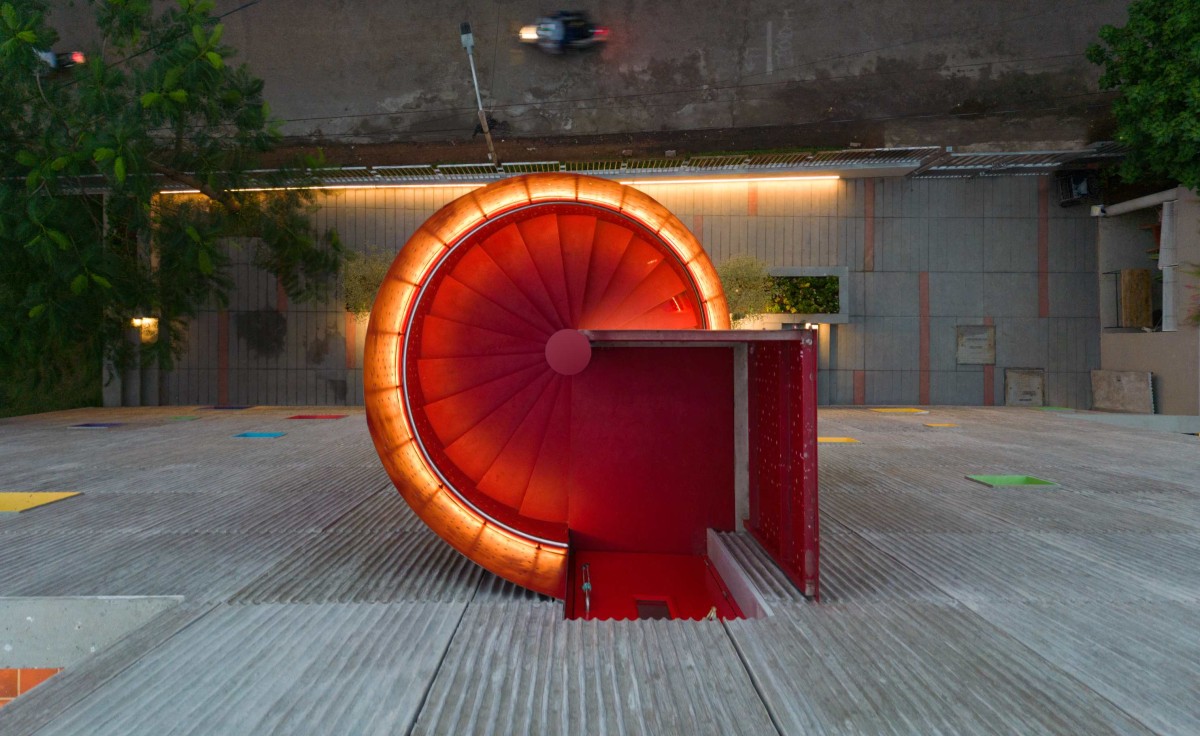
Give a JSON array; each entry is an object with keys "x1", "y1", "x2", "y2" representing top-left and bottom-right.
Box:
[{"x1": 966, "y1": 474, "x2": 1057, "y2": 488}]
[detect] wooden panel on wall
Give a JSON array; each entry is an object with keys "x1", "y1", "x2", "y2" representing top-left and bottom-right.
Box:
[{"x1": 1119, "y1": 268, "x2": 1153, "y2": 328}]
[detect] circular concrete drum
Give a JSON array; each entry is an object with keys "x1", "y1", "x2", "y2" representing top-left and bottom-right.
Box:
[{"x1": 363, "y1": 173, "x2": 729, "y2": 596}]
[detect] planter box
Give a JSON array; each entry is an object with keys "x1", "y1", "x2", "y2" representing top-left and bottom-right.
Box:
[{"x1": 737, "y1": 312, "x2": 848, "y2": 330}]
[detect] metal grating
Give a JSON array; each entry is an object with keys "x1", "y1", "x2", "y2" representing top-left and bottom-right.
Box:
[
  {"x1": 310, "y1": 166, "x2": 374, "y2": 182},
  {"x1": 687, "y1": 154, "x2": 751, "y2": 169},
  {"x1": 374, "y1": 164, "x2": 439, "y2": 180},
  {"x1": 143, "y1": 144, "x2": 1122, "y2": 191},
  {"x1": 806, "y1": 147, "x2": 939, "y2": 167},
  {"x1": 437, "y1": 163, "x2": 502, "y2": 180},
  {"x1": 499, "y1": 161, "x2": 561, "y2": 174},
  {"x1": 563, "y1": 159, "x2": 624, "y2": 173},
  {"x1": 913, "y1": 143, "x2": 1126, "y2": 179},
  {"x1": 624, "y1": 157, "x2": 685, "y2": 171},
  {"x1": 747, "y1": 152, "x2": 822, "y2": 168}
]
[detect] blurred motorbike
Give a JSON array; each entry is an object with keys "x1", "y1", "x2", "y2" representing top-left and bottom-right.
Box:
[
  {"x1": 518, "y1": 11, "x2": 609, "y2": 54},
  {"x1": 34, "y1": 49, "x2": 86, "y2": 71}
]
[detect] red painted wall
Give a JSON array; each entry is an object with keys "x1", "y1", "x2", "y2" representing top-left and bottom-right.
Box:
[{"x1": 567, "y1": 347, "x2": 735, "y2": 554}]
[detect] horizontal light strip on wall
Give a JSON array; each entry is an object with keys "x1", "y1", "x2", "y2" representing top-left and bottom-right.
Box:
[
  {"x1": 619, "y1": 175, "x2": 841, "y2": 185},
  {"x1": 155, "y1": 174, "x2": 841, "y2": 196}
]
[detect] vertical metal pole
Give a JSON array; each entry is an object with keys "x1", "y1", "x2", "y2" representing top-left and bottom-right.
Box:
[{"x1": 461, "y1": 22, "x2": 499, "y2": 165}]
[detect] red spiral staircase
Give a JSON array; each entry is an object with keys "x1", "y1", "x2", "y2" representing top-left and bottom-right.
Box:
[{"x1": 364, "y1": 174, "x2": 818, "y2": 619}]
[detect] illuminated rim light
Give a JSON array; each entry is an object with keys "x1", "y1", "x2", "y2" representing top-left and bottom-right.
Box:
[
  {"x1": 364, "y1": 173, "x2": 728, "y2": 597},
  {"x1": 155, "y1": 173, "x2": 840, "y2": 196}
]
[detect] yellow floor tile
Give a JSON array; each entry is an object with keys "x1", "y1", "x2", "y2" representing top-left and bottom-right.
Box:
[
  {"x1": 0, "y1": 492, "x2": 81, "y2": 512},
  {"x1": 819, "y1": 437, "x2": 860, "y2": 443},
  {"x1": 870, "y1": 408, "x2": 929, "y2": 414},
  {"x1": 925, "y1": 423, "x2": 959, "y2": 428}
]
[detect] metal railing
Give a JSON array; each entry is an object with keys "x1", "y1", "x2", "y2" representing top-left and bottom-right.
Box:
[{"x1": 149, "y1": 143, "x2": 1124, "y2": 192}]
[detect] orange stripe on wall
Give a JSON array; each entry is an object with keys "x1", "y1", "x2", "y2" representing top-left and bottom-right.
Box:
[
  {"x1": 1038, "y1": 176, "x2": 1050, "y2": 318},
  {"x1": 692, "y1": 214, "x2": 704, "y2": 243},
  {"x1": 919, "y1": 271, "x2": 930, "y2": 405},
  {"x1": 217, "y1": 309, "x2": 229, "y2": 405},
  {"x1": 863, "y1": 178, "x2": 875, "y2": 272},
  {"x1": 747, "y1": 183, "x2": 758, "y2": 216},
  {"x1": 854, "y1": 370, "x2": 866, "y2": 405},
  {"x1": 345, "y1": 313, "x2": 357, "y2": 370},
  {"x1": 983, "y1": 316, "x2": 995, "y2": 406}
]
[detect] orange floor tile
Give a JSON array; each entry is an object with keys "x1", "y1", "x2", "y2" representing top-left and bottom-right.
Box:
[{"x1": 0, "y1": 667, "x2": 63, "y2": 708}]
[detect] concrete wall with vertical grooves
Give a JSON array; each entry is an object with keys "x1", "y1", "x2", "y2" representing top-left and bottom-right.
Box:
[{"x1": 161, "y1": 176, "x2": 1099, "y2": 407}]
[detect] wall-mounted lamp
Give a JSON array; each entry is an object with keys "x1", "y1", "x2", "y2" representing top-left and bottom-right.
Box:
[{"x1": 131, "y1": 316, "x2": 159, "y2": 344}]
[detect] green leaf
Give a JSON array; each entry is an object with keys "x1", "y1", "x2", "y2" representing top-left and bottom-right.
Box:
[
  {"x1": 140, "y1": 91, "x2": 161, "y2": 108},
  {"x1": 192, "y1": 23, "x2": 206, "y2": 49},
  {"x1": 27, "y1": 304, "x2": 46, "y2": 319},
  {"x1": 113, "y1": 156, "x2": 126, "y2": 183},
  {"x1": 185, "y1": 225, "x2": 202, "y2": 242},
  {"x1": 2, "y1": 5, "x2": 17, "y2": 30},
  {"x1": 168, "y1": 89, "x2": 188, "y2": 103},
  {"x1": 16, "y1": 29, "x2": 35, "y2": 43},
  {"x1": 197, "y1": 248, "x2": 214, "y2": 275},
  {"x1": 90, "y1": 273, "x2": 112, "y2": 289},
  {"x1": 209, "y1": 23, "x2": 223, "y2": 46},
  {"x1": 163, "y1": 67, "x2": 182, "y2": 90},
  {"x1": 71, "y1": 274, "x2": 88, "y2": 294},
  {"x1": 50, "y1": 156, "x2": 70, "y2": 171},
  {"x1": 205, "y1": 51, "x2": 222, "y2": 69},
  {"x1": 93, "y1": 147, "x2": 115, "y2": 162},
  {"x1": 15, "y1": 150, "x2": 37, "y2": 167},
  {"x1": 46, "y1": 229, "x2": 70, "y2": 249}
]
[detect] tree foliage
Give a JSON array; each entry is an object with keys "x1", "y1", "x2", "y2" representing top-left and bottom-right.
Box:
[
  {"x1": 342, "y1": 246, "x2": 394, "y2": 319},
  {"x1": 716, "y1": 256, "x2": 772, "y2": 321},
  {"x1": 766, "y1": 275, "x2": 839, "y2": 315},
  {"x1": 1087, "y1": 0, "x2": 1200, "y2": 189},
  {"x1": 0, "y1": 0, "x2": 342, "y2": 414}
]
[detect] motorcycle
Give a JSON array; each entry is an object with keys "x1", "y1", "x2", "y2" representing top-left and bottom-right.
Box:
[
  {"x1": 518, "y1": 11, "x2": 609, "y2": 54},
  {"x1": 34, "y1": 49, "x2": 86, "y2": 71}
]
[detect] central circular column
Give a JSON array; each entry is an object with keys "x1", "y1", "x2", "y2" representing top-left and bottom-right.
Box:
[{"x1": 545, "y1": 329, "x2": 592, "y2": 376}]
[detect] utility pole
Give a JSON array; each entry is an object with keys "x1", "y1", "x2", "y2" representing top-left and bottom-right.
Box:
[{"x1": 460, "y1": 22, "x2": 498, "y2": 165}]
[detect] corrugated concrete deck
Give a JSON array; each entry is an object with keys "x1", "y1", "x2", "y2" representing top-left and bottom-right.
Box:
[{"x1": 0, "y1": 406, "x2": 1197, "y2": 735}]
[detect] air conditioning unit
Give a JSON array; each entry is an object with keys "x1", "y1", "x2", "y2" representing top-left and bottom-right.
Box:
[{"x1": 1056, "y1": 171, "x2": 1096, "y2": 207}]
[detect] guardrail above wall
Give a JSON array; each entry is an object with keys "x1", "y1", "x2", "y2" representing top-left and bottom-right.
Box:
[{"x1": 154, "y1": 143, "x2": 1126, "y2": 191}]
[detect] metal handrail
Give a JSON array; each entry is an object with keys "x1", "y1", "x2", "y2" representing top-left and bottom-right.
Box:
[
  {"x1": 142, "y1": 143, "x2": 1121, "y2": 192},
  {"x1": 581, "y1": 563, "x2": 592, "y2": 620}
]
